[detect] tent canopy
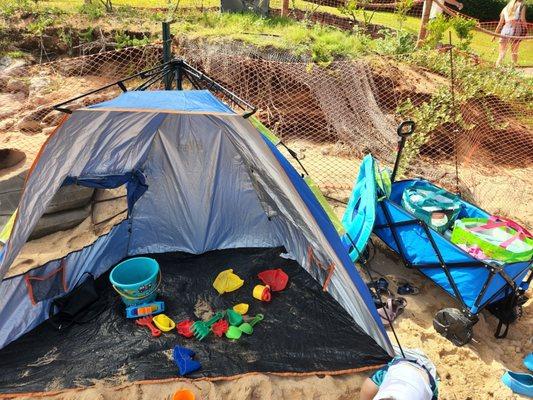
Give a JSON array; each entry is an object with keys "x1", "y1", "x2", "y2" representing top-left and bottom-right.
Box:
[{"x1": 0, "y1": 90, "x2": 392, "y2": 358}]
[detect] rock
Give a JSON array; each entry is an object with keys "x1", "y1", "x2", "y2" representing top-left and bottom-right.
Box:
[
  {"x1": 42, "y1": 109, "x2": 64, "y2": 126},
  {"x1": 27, "y1": 105, "x2": 53, "y2": 121},
  {"x1": 29, "y1": 75, "x2": 51, "y2": 96},
  {"x1": 32, "y1": 95, "x2": 48, "y2": 106},
  {"x1": 5, "y1": 79, "x2": 29, "y2": 95},
  {"x1": 0, "y1": 118, "x2": 15, "y2": 131},
  {"x1": 16, "y1": 118, "x2": 42, "y2": 133},
  {"x1": 0, "y1": 56, "x2": 27, "y2": 76}
]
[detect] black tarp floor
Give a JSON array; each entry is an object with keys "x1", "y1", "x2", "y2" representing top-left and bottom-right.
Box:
[{"x1": 0, "y1": 247, "x2": 390, "y2": 394}]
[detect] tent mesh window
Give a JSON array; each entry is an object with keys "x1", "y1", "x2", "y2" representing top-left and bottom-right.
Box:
[{"x1": 24, "y1": 261, "x2": 67, "y2": 305}]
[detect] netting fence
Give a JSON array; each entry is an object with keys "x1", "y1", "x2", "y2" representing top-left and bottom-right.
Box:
[{"x1": 1, "y1": 5, "x2": 531, "y2": 227}]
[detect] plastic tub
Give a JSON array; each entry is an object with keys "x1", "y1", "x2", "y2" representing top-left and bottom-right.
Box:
[{"x1": 109, "y1": 257, "x2": 160, "y2": 306}]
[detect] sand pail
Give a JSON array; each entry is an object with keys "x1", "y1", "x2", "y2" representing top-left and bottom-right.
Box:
[
  {"x1": 109, "y1": 257, "x2": 160, "y2": 306},
  {"x1": 253, "y1": 284, "x2": 271, "y2": 302}
]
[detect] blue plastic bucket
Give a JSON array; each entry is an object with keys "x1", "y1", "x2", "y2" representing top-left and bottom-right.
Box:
[{"x1": 109, "y1": 257, "x2": 160, "y2": 306}]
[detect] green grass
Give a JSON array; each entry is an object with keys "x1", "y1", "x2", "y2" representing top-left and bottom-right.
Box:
[
  {"x1": 3, "y1": 0, "x2": 532, "y2": 65},
  {"x1": 172, "y1": 11, "x2": 369, "y2": 63}
]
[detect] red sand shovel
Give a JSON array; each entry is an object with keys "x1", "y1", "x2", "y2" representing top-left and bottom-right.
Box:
[{"x1": 135, "y1": 316, "x2": 162, "y2": 337}]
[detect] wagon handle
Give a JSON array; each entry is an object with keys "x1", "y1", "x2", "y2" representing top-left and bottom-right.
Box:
[{"x1": 391, "y1": 120, "x2": 416, "y2": 183}]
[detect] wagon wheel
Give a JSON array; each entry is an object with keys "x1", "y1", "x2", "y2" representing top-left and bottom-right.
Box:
[{"x1": 433, "y1": 308, "x2": 478, "y2": 346}]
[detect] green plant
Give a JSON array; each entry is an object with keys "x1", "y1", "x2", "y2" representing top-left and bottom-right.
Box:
[
  {"x1": 396, "y1": 87, "x2": 459, "y2": 171},
  {"x1": 5, "y1": 50, "x2": 25, "y2": 58},
  {"x1": 114, "y1": 30, "x2": 151, "y2": 49},
  {"x1": 78, "y1": 2, "x2": 105, "y2": 20},
  {"x1": 375, "y1": 28, "x2": 416, "y2": 56},
  {"x1": 78, "y1": 27, "x2": 95, "y2": 44},
  {"x1": 0, "y1": 0, "x2": 36, "y2": 18},
  {"x1": 395, "y1": 0, "x2": 414, "y2": 32},
  {"x1": 450, "y1": 16, "x2": 476, "y2": 51},
  {"x1": 339, "y1": 0, "x2": 375, "y2": 30},
  {"x1": 59, "y1": 27, "x2": 74, "y2": 54},
  {"x1": 425, "y1": 13, "x2": 449, "y2": 48},
  {"x1": 27, "y1": 9, "x2": 61, "y2": 35}
]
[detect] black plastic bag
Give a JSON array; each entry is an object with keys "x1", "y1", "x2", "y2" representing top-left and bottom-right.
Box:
[{"x1": 48, "y1": 273, "x2": 105, "y2": 330}]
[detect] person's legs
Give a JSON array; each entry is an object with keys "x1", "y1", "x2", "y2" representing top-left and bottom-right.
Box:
[
  {"x1": 496, "y1": 38, "x2": 509, "y2": 67},
  {"x1": 360, "y1": 377, "x2": 380, "y2": 400},
  {"x1": 511, "y1": 40, "x2": 521, "y2": 65}
]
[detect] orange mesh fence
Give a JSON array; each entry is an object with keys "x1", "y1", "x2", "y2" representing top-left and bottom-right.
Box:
[{"x1": 1, "y1": 22, "x2": 531, "y2": 227}]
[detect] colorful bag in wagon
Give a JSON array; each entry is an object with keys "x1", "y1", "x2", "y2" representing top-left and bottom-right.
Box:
[{"x1": 451, "y1": 216, "x2": 533, "y2": 263}]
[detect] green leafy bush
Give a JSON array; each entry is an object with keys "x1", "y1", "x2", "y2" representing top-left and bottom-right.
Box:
[
  {"x1": 78, "y1": 2, "x2": 105, "y2": 20},
  {"x1": 338, "y1": 0, "x2": 375, "y2": 29},
  {"x1": 425, "y1": 14, "x2": 449, "y2": 48},
  {"x1": 114, "y1": 31, "x2": 151, "y2": 49},
  {"x1": 374, "y1": 28, "x2": 416, "y2": 56},
  {"x1": 26, "y1": 7, "x2": 63, "y2": 35},
  {"x1": 451, "y1": 16, "x2": 476, "y2": 51},
  {"x1": 0, "y1": 0, "x2": 36, "y2": 18},
  {"x1": 4, "y1": 50, "x2": 25, "y2": 58}
]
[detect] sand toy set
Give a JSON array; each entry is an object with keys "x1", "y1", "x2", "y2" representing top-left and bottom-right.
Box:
[{"x1": 107, "y1": 258, "x2": 289, "y2": 376}]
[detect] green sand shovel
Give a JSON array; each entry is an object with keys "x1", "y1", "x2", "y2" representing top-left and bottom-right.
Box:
[
  {"x1": 239, "y1": 314, "x2": 264, "y2": 335},
  {"x1": 192, "y1": 312, "x2": 224, "y2": 340},
  {"x1": 226, "y1": 309, "x2": 243, "y2": 326}
]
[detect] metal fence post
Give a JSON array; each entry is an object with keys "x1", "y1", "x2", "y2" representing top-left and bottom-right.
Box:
[{"x1": 162, "y1": 21, "x2": 172, "y2": 90}]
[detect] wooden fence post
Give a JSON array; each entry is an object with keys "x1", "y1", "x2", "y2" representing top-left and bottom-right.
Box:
[
  {"x1": 417, "y1": 0, "x2": 433, "y2": 47},
  {"x1": 281, "y1": 0, "x2": 289, "y2": 17}
]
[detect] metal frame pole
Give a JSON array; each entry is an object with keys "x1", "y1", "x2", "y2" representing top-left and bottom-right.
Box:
[{"x1": 162, "y1": 21, "x2": 172, "y2": 90}]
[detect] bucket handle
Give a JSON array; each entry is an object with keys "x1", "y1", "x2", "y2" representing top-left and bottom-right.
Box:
[{"x1": 112, "y1": 271, "x2": 162, "y2": 301}]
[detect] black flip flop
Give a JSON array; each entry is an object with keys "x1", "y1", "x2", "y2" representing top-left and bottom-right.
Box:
[{"x1": 397, "y1": 283, "x2": 420, "y2": 295}]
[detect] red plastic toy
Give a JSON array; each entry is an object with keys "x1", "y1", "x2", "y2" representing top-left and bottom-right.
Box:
[
  {"x1": 211, "y1": 319, "x2": 229, "y2": 337},
  {"x1": 135, "y1": 316, "x2": 161, "y2": 337},
  {"x1": 177, "y1": 320, "x2": 195, "y2": 338},
  {"x1": 258, "y1": 269, "x2": 289, "y2": 292}
]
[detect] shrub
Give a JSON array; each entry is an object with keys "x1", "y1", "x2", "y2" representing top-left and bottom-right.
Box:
[
  {"x1": 78, "y1": 2, "x2": 105, "y2": 20},
  {"x1": 0, "y1": 0, "x2": 36, "y2": 18},
  {"x1": 114, "y1": 31, "x2": 152, "y2": 49},
  {"x1": 450, "y1": 16, "x2": 476, "y2": 51},
  {"x1": 425, "y1": 14, "x2": 449, "y2": 48},
  {"x1": 338, "y1": 0, "x2": 375, "y2": 29},
  {"x1": 5, "y1": 50, "x2": 25, "y2": 58},
  {"x1": 375, "y1": 28, "x2": 416, "y2": 56}
]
